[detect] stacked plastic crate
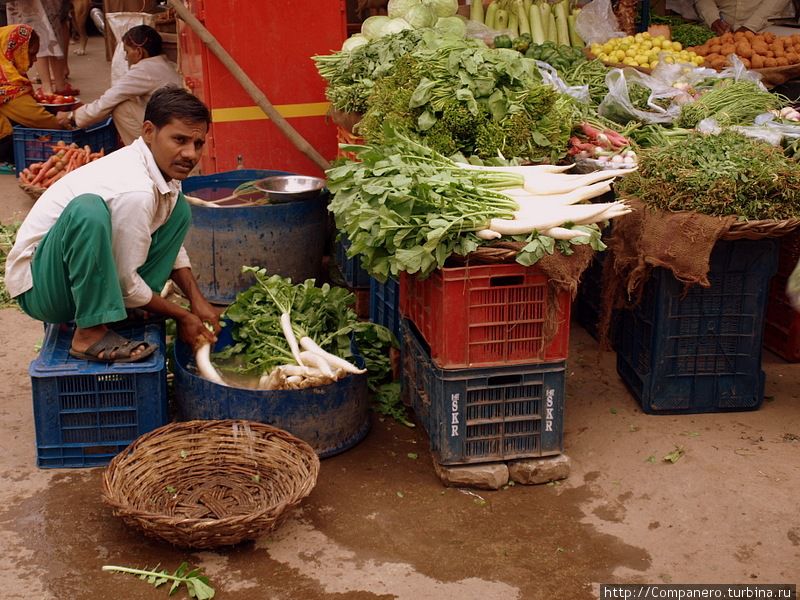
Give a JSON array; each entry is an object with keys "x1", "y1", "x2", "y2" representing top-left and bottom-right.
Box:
[
  {"x1": 334, "y1": 236, "x2": 372, "y2": 317},
  {"x1": 398, "y1": 262, "x2": 572, "y2": 467},
  {"x1": 763, "y1": 231, "x2": 800, "y2": 362},
  {"x1": 29, "y1": 322, "x2": 168, "y2": 468},
  {"x1": 615, "y1": 238, "x2": 779, "y2": 414}
]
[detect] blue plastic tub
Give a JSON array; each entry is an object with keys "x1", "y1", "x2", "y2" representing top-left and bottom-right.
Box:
[
  {"x1": 29, "y1": 322, "x2": 167, "y2": 468},
  {"x1": 616, "y1": 238, "x2": 779, "y2": 414},
  {"x1": 173, "y1": 325, "x2": 370, "y2": 458},
  {"x1": 400, "y1": 319, "x2": 565, "y2": 466},
  {"x1": 182, "y1": 169, "x2": 329, "y2": 304}
]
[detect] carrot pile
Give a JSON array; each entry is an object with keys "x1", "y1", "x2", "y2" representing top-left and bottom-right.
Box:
[
  {"x1": 688, "y1": 31, "x2": 800, "y2": 70},
  {"x1": 18, "y1": 141, "x2": 105, "y2": 189}
]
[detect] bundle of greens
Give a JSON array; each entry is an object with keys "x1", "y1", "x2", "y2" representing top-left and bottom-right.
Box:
[
  {"x1": 328, "y1": 127, "x2": 607, "y2": 280},
  {"x1": 356, "y1": 32, "x2": 576, "y2": 163},
  {"x1": 649, "y1": 15, "x2": 716, "y2": 48},
  {"x1": 312, "y1": 29, "x2": 425, "y2": 114},
  {"x1": 675, "y1": 80, "x2": 784, "y2": 128},
  {"x1": 617, "y1": 131, "x2": 800, "y2": 220},
  {"x1": 216, "y1": 269, "x2": 395, "y2": 391},
  {"x1": 0, "y1": 222, "x2": 20, "y2": 307}
]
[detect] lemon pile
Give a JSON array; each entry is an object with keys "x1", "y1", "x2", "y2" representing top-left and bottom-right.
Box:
[{"x1": 590, "y1": 32, "x2": 704, "y2": 69}]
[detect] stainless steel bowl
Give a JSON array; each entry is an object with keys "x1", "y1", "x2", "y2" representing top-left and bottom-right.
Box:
[{"x1": 254, "y1": 175, "x2": 327, "y2": 202}]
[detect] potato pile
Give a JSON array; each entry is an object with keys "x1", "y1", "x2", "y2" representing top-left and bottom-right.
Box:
[{"x1": 689, "y1": 31, "x2": 800, "y2": 70}]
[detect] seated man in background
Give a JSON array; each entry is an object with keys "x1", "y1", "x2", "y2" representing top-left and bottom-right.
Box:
[
  {"x1": 694, "y1": 0, "x2": 794, "y2": 33},
  {"x1": 6, "y1": 86, "x2": 219, "y2": 363},
  {"x1": 57, "y1": 25, "x2": 182, "y2": 145}
]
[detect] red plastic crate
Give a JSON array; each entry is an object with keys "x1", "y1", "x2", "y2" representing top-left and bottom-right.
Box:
[
  {"x1": 399, "y1": 263, "x2": 571, "y2": 369},
  {"x1": 764, "y1": 231, "x2": 800, "y2": 362}
]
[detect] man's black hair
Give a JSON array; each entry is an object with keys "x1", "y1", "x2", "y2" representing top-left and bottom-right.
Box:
[
  {"x1": 144, "y1": 86, "x2": 211, "y2": 129},
  {"x1": 122, "y1": 24, "x2": 163, "y2": 58}
]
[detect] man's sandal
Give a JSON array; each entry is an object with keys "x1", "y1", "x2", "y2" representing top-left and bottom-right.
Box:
[{"x1": 69, "y1": 329, "x2": 157, "y2": 364}]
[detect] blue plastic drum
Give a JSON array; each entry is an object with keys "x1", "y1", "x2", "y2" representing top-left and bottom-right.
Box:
[
  {"x1": 181, "y1": 169, "x2": 328, "y2": 304},
  {"x1": 173, "y1": 327, "x2": 370, "y2": 458}
]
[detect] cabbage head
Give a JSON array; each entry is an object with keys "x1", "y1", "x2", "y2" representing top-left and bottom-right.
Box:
[
  {"x1": 434, "y1": 16, "x2": 466, "y2": 38},
  {"x1": 403, "y1": 4, "x2": 437, "y2": 28},
  {"x1": 380, "y1": 17, "x2": 414, "y2": 36},
  {"x1": 360, "y1": 15, "x2": 390, "y2": 40},
  {"x1": 424, "y1": 0, "x2": 458, "y2": 18},
  {"x1": 342, "y1": 34, "x2": 369, "y2": 52},
  {"x1": 387, "y1": 0, "x2": 421, "y2": 19}
]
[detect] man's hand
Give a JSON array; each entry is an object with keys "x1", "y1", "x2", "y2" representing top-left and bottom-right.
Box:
[
  {"x1": 190, "y1": 296, "x2": 223, "y2": 334},
  {"x1": 177, "y1": 311, "x2": 217, "y2": 350},
  {"x1": 55, "y1": 111, "x2": 73, "y2": 127},
  {"x1": 711, "y1": 18, "x2": 731, "y2": 35}
]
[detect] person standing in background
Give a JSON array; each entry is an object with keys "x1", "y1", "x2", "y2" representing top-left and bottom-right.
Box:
[
  {"x1": 57, "y1": 25, "x2": 181, "y2": 145},
  {"x1": 5, "y1": 0, "x2": 77, "y2": 95},
  {"x1": 103, "y1": 0, "x2": 155, "y2": 60},
  {"x1": 694, "y1": 0, "x2": 794, "y2": 33}
]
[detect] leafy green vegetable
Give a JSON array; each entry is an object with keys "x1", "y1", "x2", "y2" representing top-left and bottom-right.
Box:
[
  {"x1": 649, "y1": 15, "x2": 715, "y2": 48},
  {"x1": 675, "y1": 80, "x2": 784, "y2": 129},
  {"x1": 102, "y1": 563, "x2": 215, "y2": 599},
  {"x1": 328, "y1": 126, "x2": 604, "y2": 279},
  {"x1": 617, "y1": 131, "x2": 800, "y2": 220},
  {"x1": 328, "y1": 127, "x2": 521, "y2": 280},
  {"x1": 313, "y1": 29, "x2": 425, "y2": 114},
  {"x1": 355, "y1": 31, "x2": 575, "y2": 163},
  {"x1": 0, "y1": 222, "x2": 20, "y2": 308},
  {"x1": 217, "y1": 269, "x2": 395, "y2": 389},
  {"x1": 374, "y1": 382, "x2": 414, "y2": 427}
]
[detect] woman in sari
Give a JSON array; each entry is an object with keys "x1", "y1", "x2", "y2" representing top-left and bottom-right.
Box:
[{"x1": 0, "y1": 24, "x2": 65, "y2": 164}]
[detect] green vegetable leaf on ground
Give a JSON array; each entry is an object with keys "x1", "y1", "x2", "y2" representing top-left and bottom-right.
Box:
[{"x1": 102, "y1": 563, "x2": 215, "y2": 599}]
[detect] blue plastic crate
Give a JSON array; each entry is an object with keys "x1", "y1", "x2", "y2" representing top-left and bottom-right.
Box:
[
  {"x1": 369, "y1": 276, "x2": 400, "y2": 340},
  {"x1": 400, "y1": 319, "x2": 565, "y2": 466},
  {"x1": 12, "y1": 117, "x2": 118, "y2": 174},
  {"x1": 616, "y1": 238, "x2": 779, "y2": 415},
  {"x1": 574, "y1": 250, "x2": 606, "y2": 341},
  {"x1": 335, "y1": 235, "x2": 371, "y2": 289},
  {"x1": 29, "y1": 322, "x2": 168, "y2": 468}
]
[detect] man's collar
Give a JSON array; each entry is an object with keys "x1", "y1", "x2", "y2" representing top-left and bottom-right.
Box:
[{"x1": 132, "y1": 137, "x2": 179, "y2": 196}]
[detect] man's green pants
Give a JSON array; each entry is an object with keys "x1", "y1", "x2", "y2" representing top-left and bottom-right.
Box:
[{"x1": 18, "y1": 193, "x2": 190, "y2": 328}]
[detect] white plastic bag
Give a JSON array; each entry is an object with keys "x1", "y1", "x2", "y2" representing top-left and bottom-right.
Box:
[
  {"x1": 534, "y1": 60, "x2": 591, "y2": 103},
  {"x1": 598, "y1": 68, "x2": 684, "y2": 124},
  {"x1": 575, "y1": 0, "x2": 625, "y2": 45},
  {"x1": 107, "y1": 12, "x2": 155, "y2": 85}
]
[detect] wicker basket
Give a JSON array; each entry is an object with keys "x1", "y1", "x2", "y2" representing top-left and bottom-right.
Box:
[
  {"x1": 19, "y1": 181, "x2": 46, "y2": 200},
  {"x1": 102, "y1": 419, "x2": 320, "y2": 549},
  {"x1": 723, "y1": 218, "x2": 800, "y2": 240}
]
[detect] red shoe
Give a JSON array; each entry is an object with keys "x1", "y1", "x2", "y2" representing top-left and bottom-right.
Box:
[{"x1": 54, "y1": 84, "x2": 80, "y2": 96}]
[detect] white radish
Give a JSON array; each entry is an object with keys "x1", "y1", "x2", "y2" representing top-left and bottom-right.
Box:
[
  {"x1": 511, "y1": 181, "x2": 613, "y2": 209},
  {"x1": 286, "y1": 375, "x2": 303, "y2": 385},
  {"x1": 195, "y1": 342, "x2": 226, "y2": 385},
  {"x1": 160, "y1": 280, "x2": 175, "y2": 298},
  {"x1": 281, "y1": 364, "x2": 326, "y2": 378},
  {"x1": 521, "y1": 169, "x2": 632, "y2": 195},
  {"x1": 542, "y1": 226, "x2": 591, "y2": 240},
  {"x1": 476, "y1": 229, "x2": 502, "y2": 240},
  {"x1": 299, "y1": 350, "x2": 335, "y2": 377},
  {"x1": 574, "y1": 204, "x2": 632, "y2": 224},
  {"x1": 280, "y1": 312, "x2": 304, "y2": 366},
  {"x1": 455, "y1": 162, "x2": 575, "y2": 174},
  {"x1": 299, "y1": 336, "x2": 367, "y2": 375},
  {"x1": 490, "y1": 201, "x2": 630, "y2": 235}
]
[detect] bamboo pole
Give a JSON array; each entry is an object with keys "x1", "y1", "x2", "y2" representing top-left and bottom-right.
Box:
[{"x1": 168, "y1": 0, "x2": 332, "y2": 171}]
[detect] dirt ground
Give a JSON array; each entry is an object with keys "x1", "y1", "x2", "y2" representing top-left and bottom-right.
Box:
[{"x1": 1, "y1": 34, "x2": 799, "y2": 600}]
